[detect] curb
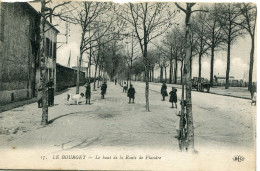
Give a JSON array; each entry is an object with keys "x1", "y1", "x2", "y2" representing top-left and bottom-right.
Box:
[{"x1": 147, "y1": 82, "x2": 251, "y2": 100}]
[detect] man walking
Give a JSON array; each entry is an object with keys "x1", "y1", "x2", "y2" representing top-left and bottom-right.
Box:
[{"x1": 127, "y1": 84, "x2": 136, "y2": 103}]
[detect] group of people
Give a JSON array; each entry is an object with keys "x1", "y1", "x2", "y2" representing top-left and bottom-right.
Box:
[
  {"x1": 84, "y1": 81, "x2": 108, "y2": 104},
  {"x1": 161, "y1": 81, "x2": 178, "y2": 108},
  {"x1": 37, "y1": 78, "x2": 54, "y2": 108}
]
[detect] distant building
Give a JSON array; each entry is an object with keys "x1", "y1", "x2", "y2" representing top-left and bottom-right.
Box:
[
  {"x1": 214, "y1": 75, "x2": 235, "y2": 84},
  {"x1": 72, "y1": 66, "x2": 88, "y2": 78},
  {"x1": 0, "y1": 2, "x2": 58, "y2": 105}
]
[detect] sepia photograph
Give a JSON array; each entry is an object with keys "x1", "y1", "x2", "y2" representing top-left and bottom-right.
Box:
[{"x1": 0, "y1": 0, "x2": 257, "y2": 170}]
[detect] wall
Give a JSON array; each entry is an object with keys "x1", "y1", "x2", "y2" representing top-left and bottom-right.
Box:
[
  {"x1": 56, "y1": 64, "x2": 85, "y2": 92},
  {"x1": 0, "y1": 3, "x2": 40, "y2": 105}
]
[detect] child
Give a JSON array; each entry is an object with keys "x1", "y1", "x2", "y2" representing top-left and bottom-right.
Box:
[{"x1": 169, "y1": 88, "x2": 177, "y2": 108}]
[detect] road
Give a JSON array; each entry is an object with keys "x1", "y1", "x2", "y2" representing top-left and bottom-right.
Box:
[{"x1": 0, "y1": 81, "x2": 255, "y2": 170}]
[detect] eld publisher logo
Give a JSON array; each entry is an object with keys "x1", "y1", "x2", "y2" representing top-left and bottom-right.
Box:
[{"x1": 233, "y1": 155, "x2": 245, "y2": 162}]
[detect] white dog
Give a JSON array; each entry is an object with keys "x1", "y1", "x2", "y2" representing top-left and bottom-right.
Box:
[{"x1": 67, "y1": 93, "x2": 84, "y2": 105}]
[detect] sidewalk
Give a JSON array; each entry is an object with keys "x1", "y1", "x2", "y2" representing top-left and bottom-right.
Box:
[
  {"x1": 148, "y1": 82, "x2": 251, "y2": 100},
  {"x1": 0, "y1": 88, "x2": 70, "y2": 113}
]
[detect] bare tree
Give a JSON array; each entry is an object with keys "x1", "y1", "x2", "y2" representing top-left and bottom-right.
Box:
[
  {"x1": 39, "y1": 0, "x2": 71, "y2": 125},
  {"x1": 237, "y1": 3, "x2": 257, "y2": 91},
  {"x1": 74, "y1": 2, "x2": 124, "y2": 94},
  {"x1": 203, "y1": 4, "x2": 225, "y2": 86},
  {"x1": 175, "y1": 2, "x2": 207, "y2": 151},
  {"x1": 217, "y1": 3, "x2": 245, "y2": 89},
  {"x1": 192, "y1": 10, "x2": 210, "y2": 80},
  {"x1": 118, "y1": 2, "x2": 177, "y2": 111}
]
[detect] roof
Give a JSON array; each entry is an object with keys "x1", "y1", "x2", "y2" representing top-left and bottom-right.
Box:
[
  {"x1": 25, "y1": 2, "x2": 60, "y2": 33},
  {"x1": 214, "y1": 75, "x2": 235, "y2": 79}
]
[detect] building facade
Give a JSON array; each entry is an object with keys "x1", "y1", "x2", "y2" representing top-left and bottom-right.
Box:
[{"x1": 0, "y1": 2, "x2": 58, "y2": 105}]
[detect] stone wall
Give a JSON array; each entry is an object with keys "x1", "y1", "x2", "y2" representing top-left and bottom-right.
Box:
[{"x1": 0, "y1": 3, "x2": 40, "y2": 105}]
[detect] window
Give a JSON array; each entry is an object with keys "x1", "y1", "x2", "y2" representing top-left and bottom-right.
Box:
[
  {"x1": 50, "y1": 40, "x2": 52, "y2": 58},
  {"x1": 0, "y1": 2, "x2": 5, "y2": 41},
  {"x1": 53, "y1": 42, "x2": 56, "y2": 59},
  {"x1": 45, "y1": 38, "x2": 50, "y2": 56}
]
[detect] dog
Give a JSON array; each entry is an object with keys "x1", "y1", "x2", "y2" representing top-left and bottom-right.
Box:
[{"x1": 67, "y1": 93, "x2": 84, "y2": 105}]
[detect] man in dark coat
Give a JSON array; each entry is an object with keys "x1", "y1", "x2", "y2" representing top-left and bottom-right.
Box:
[
  {"x1": 161, "y1": 82, "x2": 168, "y2": 101},
  {"x1": 84, "y1": 83, "x2": 91, "y2": 104},
  {"x1": 127, "y1": 84, "x2": 136, "y2": 103},
  {"x1": 115, "y1": 78, "x2": 117, "y2": 85},
  {"x1": 101, "y1": 81, "x2": 107, "y2": 99},
  {"x1": 47, "y1": 78, "x2": 54, "y2": 106}
]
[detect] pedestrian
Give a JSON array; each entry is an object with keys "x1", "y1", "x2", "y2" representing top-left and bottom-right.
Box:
[
  {"x1": 127, "y1": 84, "x2": 136, "y2": 103},
  {"x1": 161, "y1": 81, "x2": 168, "y2": 101},
  {"x1": 47, "y1": 78, "x2": 54, "y2": 106},
  {"x1": 115, "y1": 78, "x2": 117, "y2": 85},
  {"x1": 84, "y1": 82, "x2": 91, "y2": 104},
  {"x1": 175, "y1": 100, "x2": 187, "y2": 140},
  {"x1": 101, "y1": 81, "x2": 107, "y2": 99},
  {"x1": 123, "y1": 81, "x2": 127, "y2": 93},
  {"x1": 169, "y1": 87, "x2": 177, "y2": 108},
  {"x1": 37, "y1": 79, "x2": 43, "y2": 108}
]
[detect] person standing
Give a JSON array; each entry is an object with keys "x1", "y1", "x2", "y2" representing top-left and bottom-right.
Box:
[
  {"x1": 123, "y1": 81, "x2": 127, "y2": 93},
  {"x1": 47, "y1": 78, "x2": 54, "y2": 106},
  {"x1": 37, "y1": 79, "x2": 43, "y2": 108},
  {"x1": 127, "y1": 84, "x2": 136, "y2": 103},
  {"x1": 161, "y1": 82, "x2": 168, "y2": 101},
  {"x1": 115, "y1": 78, "x2": 117, "y2": 85},
  {"x1": 84, "y1": 83, "x2": 91, "y2": 104},
  {"x1": 101, "y1": 81, "x2": 107, "y2": 99},
  {"x1": 169, "y1": 88, "x2": 177, "y2": 108}
]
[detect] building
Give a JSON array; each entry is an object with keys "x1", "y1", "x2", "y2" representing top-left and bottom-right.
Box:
[
  {"x1": 0, "y1": 2, "x2": 58, "y2": 105},
  {"x1": 214, "y1": 75, "x2": 235, "y2": 86}
]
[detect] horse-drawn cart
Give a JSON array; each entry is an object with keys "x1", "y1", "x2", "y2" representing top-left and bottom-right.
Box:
[{"x1": 192, "y1": 77, "x2": 211, "y2": 93}]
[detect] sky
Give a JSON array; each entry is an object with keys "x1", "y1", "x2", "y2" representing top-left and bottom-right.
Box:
[{"x1": 28, "y1": 1, "x2": 257, "y2": 81}]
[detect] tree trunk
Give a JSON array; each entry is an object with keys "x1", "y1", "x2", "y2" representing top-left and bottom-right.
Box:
[
  {"x1": 169, "y1": 59, "x2": 173, "y2": 84},
  {"x1": 198, "y1": 53, "x2": 202, "y2": 79},
  {"x1": 164, "y1": 67, "x2": 167, "y2": 82},
  {"x1": 160, "y1": 66, "x2": 163, "y2": 83},
  {"x1": 210, "y1": 46, "x2": 215, "y2": 86},
  {"x1": 174, "y1": 55, "x2": 178, "y2": 84},
  {"x1": 248, "y1": 35, "x2": 254, "y2": 91},
  {"x1": 152, "y1": 67, "x2": 154, "y2": 82},
  {"x1": 181, "y1": 4, "x2": 195, "y2": 151},
  {"x1": 40, "y1": 0, "x2": 48, "y2": 125},
  {"x1": 76, "y1": 53, "x2": 82, "y2": 94},
  {"x1": 225, "y1": 39, "x2": 231, "y2": 89},
  {"x1": 98, "y1": 64, "x2": 101, "y2": 87},
  {"x1": 93, "y1": 64, "x2": 98, "y2": 91}
]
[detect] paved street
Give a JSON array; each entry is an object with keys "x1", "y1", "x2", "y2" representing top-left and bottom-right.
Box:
[{"x1": 0, "y1": 81, "x2": 255, "y2": 153}]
